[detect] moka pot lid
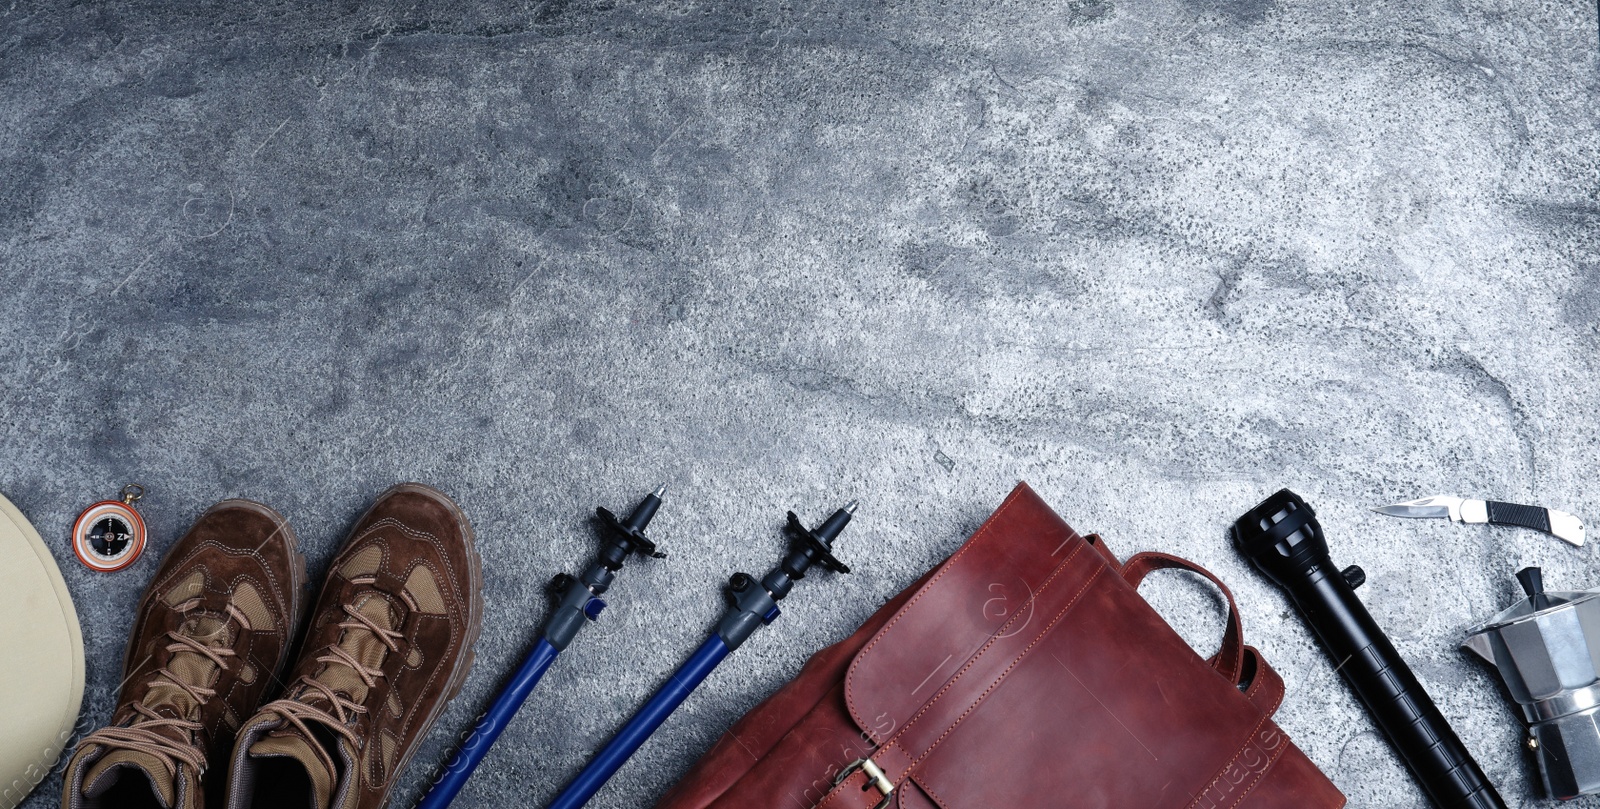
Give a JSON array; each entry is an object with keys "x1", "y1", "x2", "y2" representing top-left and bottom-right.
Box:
[{"x1": 1469, "y1": 587, "x2": 1600, "y2": 636}]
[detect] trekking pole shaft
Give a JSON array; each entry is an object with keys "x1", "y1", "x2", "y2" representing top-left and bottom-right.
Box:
[
  {"x1": 546, "y1": 636, "x2": 732, "y2": 809},
  {"x1": 416, "y1": 639, "x2": 562, "y2": 809},
  {"x1": 411, "y1": 488, "x2": 669, "y2": 809}
]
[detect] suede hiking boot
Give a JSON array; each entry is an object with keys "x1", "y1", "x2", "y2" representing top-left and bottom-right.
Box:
[
  {"x1": 61, "y1": 500, "x2": 307, "y2": 809},
  {"x1": 226, "y1": 484, "x2": 482, "y2": 809}
]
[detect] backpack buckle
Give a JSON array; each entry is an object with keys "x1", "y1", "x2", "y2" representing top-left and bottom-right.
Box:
[{"x1": 835, "y1": 757, "x2": 894, "y2": 809}]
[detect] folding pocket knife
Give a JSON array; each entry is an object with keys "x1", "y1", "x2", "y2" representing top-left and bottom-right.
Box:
[{"x1": 1375, "y1": 495, "x2": 1585, "y2": 547}]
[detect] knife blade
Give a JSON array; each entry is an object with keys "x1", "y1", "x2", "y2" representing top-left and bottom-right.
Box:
[{"x1": 1374, "y1": 495, "x2": 1586, "y2": 547}]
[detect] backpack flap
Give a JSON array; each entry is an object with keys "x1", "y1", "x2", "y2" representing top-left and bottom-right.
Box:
[{"x1": 818, "y1": 484, "x2": 1341, "y2": 809}]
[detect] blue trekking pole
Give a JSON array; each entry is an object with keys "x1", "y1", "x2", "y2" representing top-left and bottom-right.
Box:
[
  {"x1": 415, "y1": 487, "x2": 669, "y2": 809},
  {"x1": 545, "y1": 500, "x2": 858, "y2": 809}
]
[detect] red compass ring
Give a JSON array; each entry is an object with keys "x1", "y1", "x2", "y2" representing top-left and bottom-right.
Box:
[{"x1": 71, "y1": 489, "x2": 147, "y2": 572}]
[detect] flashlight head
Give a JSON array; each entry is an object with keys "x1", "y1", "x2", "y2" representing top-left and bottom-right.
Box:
[{"x1": 1232, "y1": 489, "x2": 1330, "y2": 589}]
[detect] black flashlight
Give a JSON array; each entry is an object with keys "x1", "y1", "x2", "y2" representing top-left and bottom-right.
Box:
[{"x1": 1233, "y1": 489, "x2": 1505, "y2": 809}]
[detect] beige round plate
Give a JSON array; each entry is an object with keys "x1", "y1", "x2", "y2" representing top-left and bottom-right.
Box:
[{"x1": 0, "y1": 492, "x2": 85, "y2": 809}]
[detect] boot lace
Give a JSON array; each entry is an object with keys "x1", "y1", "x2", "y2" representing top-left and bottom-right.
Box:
[
  {"x1": 260, "y1": 600, "x2": 406, "y2": 778},
  {"x1": 83, "y1": 603, "x2": 248, "y2": 781}
]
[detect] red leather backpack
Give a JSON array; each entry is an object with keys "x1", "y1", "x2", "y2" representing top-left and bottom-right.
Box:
[{"x1": 656, "y1": 482, "x2": 1345, "y2": 809}]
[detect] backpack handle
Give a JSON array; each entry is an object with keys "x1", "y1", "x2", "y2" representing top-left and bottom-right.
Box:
[{"x1": 1120, "y1": 551, "x2": 1246, "y2": 685}]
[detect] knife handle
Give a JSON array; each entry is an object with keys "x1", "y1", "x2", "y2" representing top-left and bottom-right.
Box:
[{"x1": 1486, "y1": 501, "x2": 1551, "y2": 533}]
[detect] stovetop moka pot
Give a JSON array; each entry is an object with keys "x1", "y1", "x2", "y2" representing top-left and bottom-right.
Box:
[{"x1": 1464, "y1": 567, "x2": 1600, "y2": 800}]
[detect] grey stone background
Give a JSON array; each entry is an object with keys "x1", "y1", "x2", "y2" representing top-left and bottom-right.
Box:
[{"x1": 3, "y1": 0, "x2": 1598, "y2": 807}]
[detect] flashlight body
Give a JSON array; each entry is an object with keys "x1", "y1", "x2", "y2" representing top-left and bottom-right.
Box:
[
  {"x1": 1277, "y1": 558, "x2": 1504, "y2": 809},
  {"x1": 1234, "y1": 489, "x2": 1504, "y2": 809}
]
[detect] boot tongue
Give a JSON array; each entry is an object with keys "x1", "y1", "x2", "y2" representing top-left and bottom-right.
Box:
[
  {"x1": 311, "y1": 593, "x2": 397, "y2": 705},
  {"x1": 248, "y1": 729, "x2": 340, "y2": 809},
  {"x1": 82, "y1": 749, "x2": 182, "y2": 808},
  {"x1": 247, "y1": 594, "x2": 397, "y2": 809},
  {"x1": 145, "y1": 613, "x2": 231, "y2": 718}
]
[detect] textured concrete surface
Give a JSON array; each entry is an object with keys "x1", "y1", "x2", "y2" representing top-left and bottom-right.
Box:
[{"x1": 3, "y1": 1, "x2": 1599, "y2": 807}]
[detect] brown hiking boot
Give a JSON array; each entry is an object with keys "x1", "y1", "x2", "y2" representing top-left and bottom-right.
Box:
[
  {"x1": 61, "y1": 500, "x2": 307, "y2": 809},
  {"x1": 225, "y1": 484, "x2": 482, "y2": 809}
]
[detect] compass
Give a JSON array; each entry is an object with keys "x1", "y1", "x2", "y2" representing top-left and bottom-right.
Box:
[{"x1": 71, "y1": 484, "x2": 147, "y2": 572}]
